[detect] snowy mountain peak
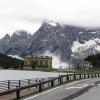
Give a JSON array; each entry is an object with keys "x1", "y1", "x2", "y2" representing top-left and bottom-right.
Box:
[{"x1": 43, "y1": 19, "x2": 57, "y2": 26}]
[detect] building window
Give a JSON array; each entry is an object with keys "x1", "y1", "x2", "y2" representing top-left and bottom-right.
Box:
[
  {"x1": 35, "y1": 60, "x2": 38, "y2": 66},
  {"x1": 45, "y1": 60, "x2": 48, "y2": 66},
  {"x1": 40, "y1": 61, "x2": 42, "y2": 66}
]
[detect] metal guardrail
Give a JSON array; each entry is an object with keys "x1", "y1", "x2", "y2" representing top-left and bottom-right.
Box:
[{"x1": 0, "y1": 73, "x2": 100, "y2": 99}]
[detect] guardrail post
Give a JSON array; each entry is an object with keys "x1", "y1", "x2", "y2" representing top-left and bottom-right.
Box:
[
  {"x1": 51, "y1": 81, "x2": 54, "y2": 87},
  {"x1": 67, "y1": 75, "x2": 69, "y2": 81},
  {"x1": 95, "y1": 73, "x2": 96, "y2": 77},
  {"x1": 16, "y1": 90, "x2": 20, "y2": 99},
  {"x1": 8, "y1": 80, "x2": 10, "y2": 90},
  {"x1": 79, "y1": 74, "x2": 81, "y2": 79},
  {"x1": 36, "y1": 79, "x2": 37, "y2": 89},
  {"x1": 39, "y1": 80, "x2": 42, "y2": 92},
  {"x1": 74, "y1": 74, "x2": 76, "y2": 80},
  {"x1": 16, "y1": 86, "x2": 20, "y2": 99},
  {"x1": 59, "y1": 76, "x2": 62, "y2": 84},
  {"x1": 84, "y1": 74, "x2": 86, "y2": 79},
  {"x1": 19, "y1": 80, "x2": 20, "y2": 87},
  {"x1": 54, "y1": 77, "x2": 55, "y2": 85},
  {"x1": 87, "y1": 74, "x2": 89, "y2": 78},
  {"x1": 28, "y1": 79, "x2": 30, "y2": 90},
  {"x1": 28, "y1": 79, "x2": 30, "y2": 84},
  {"x1": 51, "y1": 79, "x2": 54, "y2": 87}
]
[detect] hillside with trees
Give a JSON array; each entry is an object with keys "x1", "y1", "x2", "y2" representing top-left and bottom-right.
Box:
[
  {"x1": 84, "y1": 53, "x2": 100, "y2": 68},
  {"x1": 0, "y1": 53, "x2": 24, "y2": 69}
]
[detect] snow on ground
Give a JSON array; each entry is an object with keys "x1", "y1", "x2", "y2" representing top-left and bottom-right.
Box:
[{"x1": 71, "y1": 38, "x2": 100, "y2": 53}]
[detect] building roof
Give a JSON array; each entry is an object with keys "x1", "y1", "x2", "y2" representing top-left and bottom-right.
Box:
[
  {"x1": 83, "y1": 61, "x2": 91, "y2": 64},
  {"x1": 24, "y1": 56, "x2": 52, "y2": 59}
]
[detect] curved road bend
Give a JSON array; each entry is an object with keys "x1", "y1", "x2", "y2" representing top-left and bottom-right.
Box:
[{"x1": 24, "y1": 78, "x2": 100, "y2": 100}]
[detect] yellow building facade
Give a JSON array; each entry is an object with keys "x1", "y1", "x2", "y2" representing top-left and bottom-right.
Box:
[{"x1": 24, "y1": 56, "x2": 52, "y2": 69}]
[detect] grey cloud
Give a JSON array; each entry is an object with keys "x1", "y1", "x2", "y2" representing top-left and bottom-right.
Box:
[{"x1": 0, "y1": 0, "x2": 100, "y2": 38}]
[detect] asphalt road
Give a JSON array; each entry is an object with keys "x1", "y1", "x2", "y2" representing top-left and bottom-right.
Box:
[{"x1": 24, "y1": 78, "x2": 100, "y2": 100}]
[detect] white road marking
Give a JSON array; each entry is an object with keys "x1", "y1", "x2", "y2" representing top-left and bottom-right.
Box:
[
  {"x1": 91, "y1": 84, "x2": 96, "y2": 86},
  {"x1": 24, "y1": 79, "x2": 89, "y2": 100},
  {"x1": 66, "y1": 84, "x2": 88, "y2": 89}
]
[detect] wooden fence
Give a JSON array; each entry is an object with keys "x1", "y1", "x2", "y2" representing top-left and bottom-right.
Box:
[
  {"x1": 0, "y1": 78, "x2": 50, "y2": 92},
  {"x1": 0, "y1": 73, "x2": 100, "y2": 99}
]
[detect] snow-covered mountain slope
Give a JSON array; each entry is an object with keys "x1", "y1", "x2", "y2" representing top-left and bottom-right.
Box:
[
  {"x1": 72, "y1": 38, "x2": 100, "y2": 53},
  {"x1": 71, "y1": 39, "x2": 100, "y2": 60}
]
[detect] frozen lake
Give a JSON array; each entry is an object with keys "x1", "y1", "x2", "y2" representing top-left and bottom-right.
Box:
[{"x1": 0, "y1": 70, "x2": 67, "y2": 81}]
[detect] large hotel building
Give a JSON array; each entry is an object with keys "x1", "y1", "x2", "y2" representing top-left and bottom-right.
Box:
[{"x1": 24, "y1": 56, "x2": 52, "y2": 69}]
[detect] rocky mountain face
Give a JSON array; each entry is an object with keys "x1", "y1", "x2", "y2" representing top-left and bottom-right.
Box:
[
  {"x1": 1, "y1": 19, "x2": 100, "y2": 66},
  {"x1": 0, "y1": 30, "x2": 31, "y2": 53}
]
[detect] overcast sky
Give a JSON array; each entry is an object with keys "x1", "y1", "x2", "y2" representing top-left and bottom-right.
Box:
[{"x1": 0, "y1": 0, "x2": 100, "y2": 39}]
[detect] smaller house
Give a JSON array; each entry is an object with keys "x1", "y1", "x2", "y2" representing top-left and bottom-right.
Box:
[
  {"x1": 80, "y1": 61, "x2": 93, "y2": 69},
  {"x1": 57, "y1": 66, "x2": 62, "y2": 72}
]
